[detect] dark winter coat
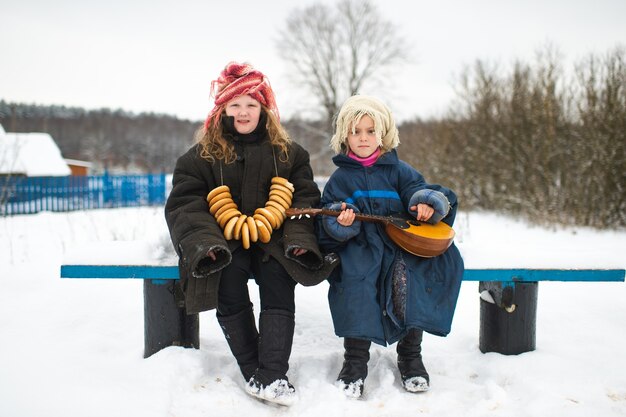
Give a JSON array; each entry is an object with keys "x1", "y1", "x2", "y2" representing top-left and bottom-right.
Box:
[
  {"x1": 165, "y1": 131, "x2": 337, "y2": 314},
  {"x1": 317, "y1": 150, "x2": 464, "y2": 346}
]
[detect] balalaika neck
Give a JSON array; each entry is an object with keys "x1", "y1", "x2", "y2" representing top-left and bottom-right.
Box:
[{"x1": 319, "y1": 208, "x2": 394, "y2": 225}]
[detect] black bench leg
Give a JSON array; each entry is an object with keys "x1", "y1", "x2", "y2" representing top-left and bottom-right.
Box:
[
  {"x1": 143, "y1": 279, "x2": 200, "y2": 358},
  {"x1": 478, "y1": 281, "x2": 538, "y2": 355}
]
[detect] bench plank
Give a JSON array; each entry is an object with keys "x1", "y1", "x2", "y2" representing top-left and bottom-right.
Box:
[
  {"x1": 61, "y1": 265, "x2": 179, "y2": 279},
  {"x1": 463, "y1": 268, "x2": 625, "y2": 282},
  {"x1": 61, "y1": 265, "x2": 625, "y2": 282}
]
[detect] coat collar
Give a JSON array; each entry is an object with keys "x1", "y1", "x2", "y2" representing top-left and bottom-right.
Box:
[
  {"x1": 332, "y1": 148, "x2": 399, "y2": 168},
  {"x1": 222, "y1": 112, "x2": 268, "y2": 144}
]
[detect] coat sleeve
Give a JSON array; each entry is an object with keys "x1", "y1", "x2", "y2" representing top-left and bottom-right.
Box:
[
  {"x1": 395, "y1": 161, "x2": 458, "y2": 226},
  {"x1": 426, "y1": 184, "x2": 458, "y2": 227},
  {"x1": 164, "y1": 149, "x2": 231, "y2": 278},
  {"x1": 316, "y1": 170, "x2": 356, "y2": 253},
  {"x1": 408, "y1": 189, "x2": 451, "y2": 224},
  {"x1": 280, "y1": 143, "x2": 325, "y2": 269}
]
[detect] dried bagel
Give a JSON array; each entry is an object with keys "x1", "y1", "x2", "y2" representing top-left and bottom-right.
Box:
[
  {"x1": 214, "y1": 202, "x2": 238, "y2": 219},
  {"x1": 268, "y1": 194, "x2": 291, "y2": 210},
  {"x1": 264, "y1": 205, "x2": 285, "y2": 228},
  {"x1": 266, "y1": 200, "x2": 287, "y2": 215},
  {"x1": 271, "y1": 176, "x2": 295, "y2": 193},
  {"x1": 256, "y1": 219, "x2": 271, "y2": 243},
  {"x1": 270, "y1": 183, "x2": 294, "y2": 197},
  {"x1": 246, "y1": 216, "x2": 258, "y2": 242},
  {"x1": 217, "y1": 208, "x2": 241, "y2": 228},
  {"x1": 255, "y1": 207, "x2": 279, "y2": 229},
  {"x1": 241, "y1": 222, "x2": 250, "y2": 249},
  {"x1": 233, "y1": 215, "x2": 248, "y2": 240},
  {"x1": 209, "y1": 197, "x2": 235, "y2": 215},
  {"x1": 206, "y1": 185, "x2": 230, "y2": 202},
  {"x1": 269, "y1": 188, "x2": 292, "y2": 204},
  {"x1": 253, "y1": 213, "x2": 273, "y2": 234},
  {"x1": 223, "y1": 216, "x2": 240, "y2": 240},
  {"x1": 208, "y1": 191, "x2": 233, "y2": 207}
]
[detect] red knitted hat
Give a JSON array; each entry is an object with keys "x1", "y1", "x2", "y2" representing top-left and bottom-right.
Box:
[{"x1": 204, "y1": 62, "x2": 279, "y2": 129}]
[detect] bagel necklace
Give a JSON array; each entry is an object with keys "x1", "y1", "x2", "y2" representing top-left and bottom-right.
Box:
[{"x1": 206, "y1": 148, "x2": 294, "y2": 249}]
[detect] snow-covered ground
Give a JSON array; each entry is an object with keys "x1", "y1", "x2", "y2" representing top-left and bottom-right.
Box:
[{"x1": 1, "y1": 207, "x2": 625, "y2": 416}]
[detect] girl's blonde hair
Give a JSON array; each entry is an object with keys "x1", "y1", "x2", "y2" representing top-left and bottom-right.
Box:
[
  {"x1": 330, "y1": 94, "x2": 400, "y2": 154},
  {"x1": 197, "y1": 106, "x2": 291, "y2": 164}
]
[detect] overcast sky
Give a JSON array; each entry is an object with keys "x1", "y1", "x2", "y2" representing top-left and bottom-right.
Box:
[{"x1": 1, "y1": 0, "x2": 624, "y2": 123}]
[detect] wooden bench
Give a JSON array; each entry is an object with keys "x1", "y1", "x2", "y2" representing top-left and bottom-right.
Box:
[{"x1": 60, "y1": 261, "x2": 625, "y2": 357}]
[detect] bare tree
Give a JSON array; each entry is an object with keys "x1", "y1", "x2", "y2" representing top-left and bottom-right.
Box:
[
  {"x1": 277, "y1": 0, "x2": 409, "y2": 128},
  {"x1": 574, "y1": 46, "x2": 626, "y2": 227}
]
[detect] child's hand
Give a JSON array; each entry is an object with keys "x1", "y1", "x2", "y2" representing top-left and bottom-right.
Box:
[
  {"x1": 408, "y1": 189, "x2": 450, "y2": 224},
  {"x1": 292, "y1": 248, "x2": 308, "y2": 256},
  {"x1": 410, "y1": 203, "x2": 434, "y2": 222},
  {"x1": 337, "y1": 202, "x2": 356, "y2": 226},
  {"x1": 322, "y1": 202, "x2": 361, "y2": 242}
]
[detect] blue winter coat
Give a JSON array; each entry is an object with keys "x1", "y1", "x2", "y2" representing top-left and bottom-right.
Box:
[{"x1": 317, "y1": 150, "x2": 464, "y2": 346}]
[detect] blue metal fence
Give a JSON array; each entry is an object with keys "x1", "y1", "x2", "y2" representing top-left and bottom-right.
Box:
[{"x1": 0, "y1": 173, "x2": 167, "y2": 216}]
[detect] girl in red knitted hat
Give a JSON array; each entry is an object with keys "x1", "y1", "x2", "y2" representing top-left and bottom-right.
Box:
[{"x1": 165, "y1": 62, "x2": 337, "y2": 406}]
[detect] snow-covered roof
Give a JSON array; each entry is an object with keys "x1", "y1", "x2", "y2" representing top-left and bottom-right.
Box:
[
  {"x1": 64, "y1": 158, "x2": 93, "y2": 168},
  {"x1": 0, "y1": 126, "x2": 71, "y2": 176}
]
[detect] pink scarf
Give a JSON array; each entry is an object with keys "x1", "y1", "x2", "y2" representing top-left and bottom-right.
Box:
[{"x1": 348, "y1": 148, "x2": 381, "y2": 167}]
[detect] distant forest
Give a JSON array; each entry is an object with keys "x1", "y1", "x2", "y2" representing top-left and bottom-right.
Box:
[
  {"x1": 0, "y1": 100, "x2": 335, "y2": 176},
  {"x1": 0, "y1": 101, "x2": 198, "y2": 174},
  {"x1": 1, "y1": 47, "x2": 624, "y2": 229}
]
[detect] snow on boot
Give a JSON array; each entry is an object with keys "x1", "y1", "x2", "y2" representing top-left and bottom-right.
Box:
[
  {"x1": 397, "y1": 328, "x2": 430, "y2": 393},
  {"x1": 246, "y1": 377, "x2": 296, "y2": 406},
  {"x1": 245, "y1": 309, "x2": 297, "y2": 406},
  {"x1": 335, "y1": 378, "x2": 365, "y2": 399},
  {"x1": 336, "y1": 338, "x2": 371, "y2": 399},
  {"x1": 401, "y1": 376, "x2": 429, "y2": 393},
  {"x1": 217, "y1": 304, "x2": 259, "y2": 382}
]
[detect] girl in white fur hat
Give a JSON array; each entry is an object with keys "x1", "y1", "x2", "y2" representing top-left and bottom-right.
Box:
[{"x1": 317, "y1": 94, "x2": 464, "y2": 398}]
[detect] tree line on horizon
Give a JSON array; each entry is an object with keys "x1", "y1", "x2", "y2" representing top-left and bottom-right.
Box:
[
  {"x1": 0, "y1": 103, "x2": 198, "y2": 174},
  {"x1": 1, "y1": 0, "x2": 623, "y2": 229}
]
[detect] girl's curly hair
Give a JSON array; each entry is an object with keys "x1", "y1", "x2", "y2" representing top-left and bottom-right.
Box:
[{"x1": 197, "y1": 106, "x2": 291, "y2": 164}]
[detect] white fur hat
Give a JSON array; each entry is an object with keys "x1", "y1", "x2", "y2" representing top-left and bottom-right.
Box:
[{"x1": 330, "y1": 94, "x2": 400, "y2": 154}]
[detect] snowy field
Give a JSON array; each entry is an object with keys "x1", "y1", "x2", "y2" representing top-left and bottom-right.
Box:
[{"x1": 1, "y1": 207, "x2": 625, "y2": 417}]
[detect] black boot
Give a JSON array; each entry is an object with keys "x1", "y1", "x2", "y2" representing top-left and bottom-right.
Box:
[
  {"x1": 336, "y1": 338, "x2": 371, "y2": 398},
  {"x1": 217, "y1": 304, "x2": 259, "y2": 382},
  {"x1": 245, "y1": 309, "x2": 296, "y2": 406},
  {"x1": 397, "y1": 328, "x2": 429, "y2": 392}
]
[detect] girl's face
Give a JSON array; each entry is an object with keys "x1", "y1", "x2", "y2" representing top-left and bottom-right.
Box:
[
  {"x1": 347, "y1": 115, "x2": 379, "y2": 158},
  {"x1": 225, "y1": 95, "x2": 262, "y2": 134}
]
